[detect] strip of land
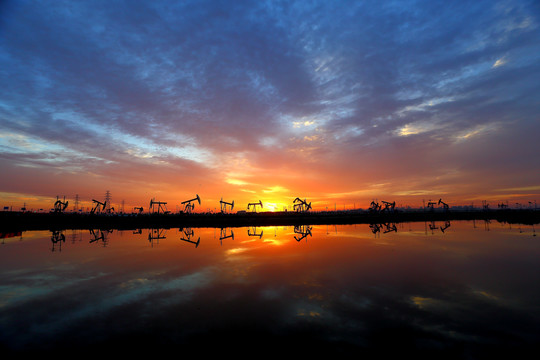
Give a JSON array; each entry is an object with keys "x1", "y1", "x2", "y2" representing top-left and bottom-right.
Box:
[{"x1": 1, "y1": 208, "x2": 538, "y2": 231}]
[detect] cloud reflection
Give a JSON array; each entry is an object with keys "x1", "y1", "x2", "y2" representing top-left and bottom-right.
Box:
[{"x1": 1, "y1": 223, "x2": 540, "y2": 355}]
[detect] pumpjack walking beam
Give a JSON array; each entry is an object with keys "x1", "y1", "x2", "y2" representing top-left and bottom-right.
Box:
[
  {"x1": 293, "y1": 197, "x2": 312, "y2": 212},
  {"x1": 381, "y1": 200, "x2": 395, "y2": 212},
  {"x1": 149, "y1": 198, "x2": 168, "y2": 214},
  {"x1": 220, "y1": 198, "x2": 234, "y2": 213},
  {"x1": 438, "y1": 198, "x2": 449, "y2": 211},
  {"x1": 247, "y1": 200, "x2": 263, "y2": 212},
  {"x1": 91, "y1": 199, "x2": 106, "y2": 214},
  {"x1": 181, "y1": 194, "x2": 201, "y2": 214}
]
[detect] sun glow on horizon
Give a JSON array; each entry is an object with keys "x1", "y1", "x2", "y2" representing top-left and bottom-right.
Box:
[{"x1": 263, "y1": 202, "x2": 280, "y2": 212}]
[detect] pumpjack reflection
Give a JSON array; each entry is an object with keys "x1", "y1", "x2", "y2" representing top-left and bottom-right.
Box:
[
  {"x1": 148, "y1": 228, "x2": 166, "y2": 246},
  {"x1": 426, "y1": 220, "x2": 452, "y2": 234},
  {"x1": 248, "y1": 226, "x2": 263, "y2": 239},
  {"x1": 440, "y1": 220, "x2": 451, "y2": 233},
  {"x1": 50, "y1": 230, "x2": 65, "y2": 251},
  {"x1": 293, "y1": 225, "x2": 313, "y2": 242},
  {"x1": 179, "y1": 227, "x2": 200, "y2": 247},
  {"x1": 89, "y1": 228, "x2": 111, "y2": 246},
  {"x1": 38, "y1": 219, "x2": 535, "y2": 257},
  {"x1": 369, "y1": 222, "x2": 398, "y2": 236},
  {"x1": 219, "y1": 227, "x2": 234, "y2": 245}
]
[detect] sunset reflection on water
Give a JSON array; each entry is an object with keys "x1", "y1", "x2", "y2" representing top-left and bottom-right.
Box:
[{"x1": 1, "y1": 221, "x2": 539, "y2": 357}]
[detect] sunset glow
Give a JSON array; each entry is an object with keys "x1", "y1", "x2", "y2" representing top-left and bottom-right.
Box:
[{"x1": 1, "y1": 0, "x2": 539, "y2": 213}]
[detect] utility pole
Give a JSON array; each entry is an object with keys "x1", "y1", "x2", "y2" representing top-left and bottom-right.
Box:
[{"x1": 105, "y1": 190, "x2": 111, "y2": 212}]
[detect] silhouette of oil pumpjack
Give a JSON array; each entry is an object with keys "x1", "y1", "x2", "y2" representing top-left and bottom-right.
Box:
[
  {"x1": 368, "y1": 201, "x2": 381, "y2": 213},
  {"x1": 426, "y1": 200, "x2": 437, "y2": 211},
  {"x1": 181, "y1": 194, "x2": 201, "y2": 214},
  {"x1": 91, "y1": 199, "x2": 107, "y2": 214},
  {"x1": 150, "y1": 198, "x2": 168, "y2": 214},
  {"x1": 247, "y1": 200, "x2": 263, "y2": 212},
  {"x1": 53, "y1": 196, "x2": 69, "y2": 213},
  {"x1": 438, "y1": 198, "x2": 449, "y2": 211},
  {"x1": 293, "y1": 197, "x2": 312, "y2": 212},
  {"x1": 133, "y1": 206, "x2": 143, "y2": 214},
  {"x1": 220, "y1": 198, "x2": 234, "y2": 213},
  {"x1": 369, "y1": 200, "x2": 395, "y2": 213},
  {"x1": 381, "y1": 201, "x2": 395, "y2": 213}
]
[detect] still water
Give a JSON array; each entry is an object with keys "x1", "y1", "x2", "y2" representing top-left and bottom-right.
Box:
[{"x1": 1, "y1": 221, "x2": 539, "y2": 357}]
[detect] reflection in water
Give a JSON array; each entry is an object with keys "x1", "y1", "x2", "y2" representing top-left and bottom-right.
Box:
[
  {"x1": 440, "y1": 220, "x2": 451, "y2": 233},
  {"x1": 147, "y1": 227, "x2": 166, "y2": 246},
  {"x1": 293, "y1": 225, "x2": 312, "y2": 242},
  {"x1": 369, "y1": 222, "x2": 397, "y2": 236},
  {"x1": 1, "y1": 220, "x2": 540, "y2": 357},
  {"x1": 219, "y1": 227, "x2": 234, "y2": 245},
  {"x1": 89, "y1": 228, "x2": 111, "y2": 247},
  {"x1": 50, "y1": 230, "x2": 65, "y2": 252},
  {"x1": 179, "y1": 227, "x2": 200, "y2": 248},
  {"x1": 247, "y1": 226, "x2": 263, "y2": 239}
]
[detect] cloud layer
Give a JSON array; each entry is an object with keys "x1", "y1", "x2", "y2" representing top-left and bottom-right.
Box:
[{"x1": 1, "y1": 0, "x2": 539, "y2": 211}]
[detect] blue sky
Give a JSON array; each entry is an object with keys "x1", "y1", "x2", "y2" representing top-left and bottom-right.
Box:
[{"x1": 1, "y1": 0, "x2": 539, "y2": 211}]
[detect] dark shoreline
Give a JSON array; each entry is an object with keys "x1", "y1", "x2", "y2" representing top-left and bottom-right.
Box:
[{"x1": 1, "y1": 208, "x2": 539, "y2": 231}]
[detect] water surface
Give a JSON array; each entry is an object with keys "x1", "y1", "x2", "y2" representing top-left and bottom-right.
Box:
[{"x1": 1, "y1": 221, "x2": 539, "y2": 357}]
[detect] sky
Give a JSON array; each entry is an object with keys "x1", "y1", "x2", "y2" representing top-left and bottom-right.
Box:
[{"x1": 1, "y1": 0, "x2": 539, "y2": 213}]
